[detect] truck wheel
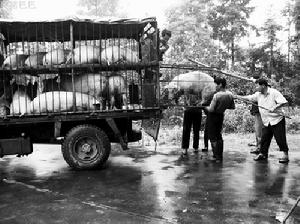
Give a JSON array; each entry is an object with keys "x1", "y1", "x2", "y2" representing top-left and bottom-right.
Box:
[{"x1": 62, "y1": 125, "x2": 111, "y2": 170}]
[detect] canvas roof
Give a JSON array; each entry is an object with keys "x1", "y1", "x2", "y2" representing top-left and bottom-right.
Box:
[{"x1": 0, "y1": 17, "x2": 157, "y2": 43}]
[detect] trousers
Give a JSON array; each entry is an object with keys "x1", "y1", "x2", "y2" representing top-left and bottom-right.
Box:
[
  {"x1": 260, "y1": 118, "x2": 289, "y2": 156},
  {"x1": 181, "y1": 108, "x2": 202, "y2": 149},
  {"x1": 254, "y1": 113, "x2": 263, "y2": 149}
]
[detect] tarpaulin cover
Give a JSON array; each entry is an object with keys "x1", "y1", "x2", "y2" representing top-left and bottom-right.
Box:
[{"x1": 0, "y1": 17, "x2": 157, "y2": 43}]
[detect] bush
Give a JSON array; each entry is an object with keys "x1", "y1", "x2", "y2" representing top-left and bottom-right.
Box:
[
  {"x1": 161, "y1": 105, "x2": 300, "y2": 134},
  {"x1": 223, "y1": 103, "x2": 254, "y2": 133},
  {"x1": 285, "y1": 107, "x2": 300, "y2": 133}
]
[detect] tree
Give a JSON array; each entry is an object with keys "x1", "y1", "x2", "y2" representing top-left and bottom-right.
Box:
[
  {"x1": 164, "y1": 0, "x2": 219, "y2": 67},
  {"x1": 207, "y1": 0, "x2": 255, "y2": 68},
  {"x1": 77, "y1": 0, "x2": 120, "y2": 18},
  {"x1": 0, "y1": 0, "x2": 10, "y2": 18},
  {"x1": 261, "y1": 16, "x2": 282, "y2": 77},
  {"x1": 281, "y1": 0, "x2": 296, "y2": 69}
]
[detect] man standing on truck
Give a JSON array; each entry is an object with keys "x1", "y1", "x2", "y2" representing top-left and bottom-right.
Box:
[
  {"x1": 0, "y1": 33, "x2": 5, "y2": 66},
  {"x1": 159, "y1": 29, "x2": 171, "y2": 61}
]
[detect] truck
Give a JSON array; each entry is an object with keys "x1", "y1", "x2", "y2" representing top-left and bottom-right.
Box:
[{"x1": 0, "y1": 17, "x2": 161, "y2": 170}]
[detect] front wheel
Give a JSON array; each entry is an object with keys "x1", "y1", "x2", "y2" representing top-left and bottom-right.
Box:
[{"x1": 62, "y1": 125, "x2": 111, "y2": 170}]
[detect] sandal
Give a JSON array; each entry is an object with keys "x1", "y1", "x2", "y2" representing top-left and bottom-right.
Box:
[
  {"x1": 181, "y1": 148, "x2": 188, "y2": 156},
  {"x1": 254, "y1": 153, "x2": 268, "y2": 161},
  {"x1": 279, "y1": 157, "x2": 289, "y2": 163},
  {"x1": 250, "y1": 148, "x2": 260, "y2": 154}
]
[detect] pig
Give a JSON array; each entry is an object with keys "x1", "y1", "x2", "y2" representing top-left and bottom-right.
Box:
[
  {"x1": 43, "y1": 49, "x2": 70, "y2": 65},
  {"x1": 60, "y1": 73, "x2": 127, "y2": 110},
  {"x1": 0, "y1": 94, "x2": 10, "y2": 118},
  {"x1": 107, "y1": 74, "x2": 127, "y2": 109},
  {"x1": 24, "y1": 52, "x2": 47, "y2": 67},
  {"x1": 121, "y1": 48, "x2": 139, "y2": 64},
  {"x1": 60, "y1": 73, "x2": 106, "y2": 101},
  {"x1": 164, "y1": 71, "x2": 216, "y2": 105},
  {"x1": 67, "y1": 45, "x2": 101, "y2": 64},
  {"x1": 100, "y1": 46, "x2": 139, "y2": 65},
  {"x1": 31, "y1": 91, "x2": 99, "y2": 114},
  {"x1": 10, "y1": 90, "x2": 32, "y2": 116},
  {"x1": 2, "y1": 54, "x2": 28, "y2": 69}
]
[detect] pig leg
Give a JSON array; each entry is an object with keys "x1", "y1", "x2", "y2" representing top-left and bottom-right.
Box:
[
  {"x1": 110, "y1": 95, "x2": 116, "y2": 110},
  {"x1": 122, "y1": 93, "x2": 127, "y2": 109}
]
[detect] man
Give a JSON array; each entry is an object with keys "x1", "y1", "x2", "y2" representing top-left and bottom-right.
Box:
[
  {"x1": 248, "y1": 104, "x2": 263, "y2": 154},
  {"x1": 236, "y1": 78, "x2": 289, "y2": 163},
  {"x1": 159, "y1": 29, "x2": 171, "y2": 61},
  {"x1": 205, "y1": 77, "x2": 235, "y2": 162},
  {"x1": 181, "y1": 89, "x2": 202, "y2": 156},
  {"x1": 202, "y1": 115, "x2": 209, "y2": 152},
  {"x1": 201, "y1": 90, "x2": 216, "y2": 152},
  {"x1": 0, "y1": 33, "x2": 5, "y2": 66}
]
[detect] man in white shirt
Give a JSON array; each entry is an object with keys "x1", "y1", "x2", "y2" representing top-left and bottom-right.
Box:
[{"x1": 236, "y1": 78, "x2": 289, "y2": 163}]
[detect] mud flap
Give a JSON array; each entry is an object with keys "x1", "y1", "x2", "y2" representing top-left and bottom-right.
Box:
[
  {"x1": 106, "y1": 118, "x2": 128, "y2": 150},
  {"x1": 141, "y1": 117, "x2": 161, "y2": 151}
]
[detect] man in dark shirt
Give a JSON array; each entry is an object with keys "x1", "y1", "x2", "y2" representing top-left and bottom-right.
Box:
[{"x1": 205, "y1": 77, "x2": 235, "y2": 162}]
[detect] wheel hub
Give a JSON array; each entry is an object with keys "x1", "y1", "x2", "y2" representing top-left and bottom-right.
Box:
[{"x1": 81, "y1": 143, "x2": 92, "y2": 153}]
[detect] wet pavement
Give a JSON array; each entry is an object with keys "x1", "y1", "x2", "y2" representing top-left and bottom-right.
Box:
[{"x1": 0, "y1": 142, "x2": 300, "y2": 224}]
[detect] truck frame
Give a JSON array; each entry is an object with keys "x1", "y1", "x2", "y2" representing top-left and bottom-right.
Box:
[{"x1": 0, "y1": 17, "x2": 161, "y2": 169}]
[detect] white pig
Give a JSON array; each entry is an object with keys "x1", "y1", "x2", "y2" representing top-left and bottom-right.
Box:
[
  {"x1": 164, "y1": 71, "x2": 216, "y2": 105},
  {"x1": 10, "y1": 90, "x2": 32, "y2": 115},
  {"x1": 60, "y1": 73, "x2": 107, "y2": 99},
  {"x1": 31, "y1": 91, "x2": 99, "y2": 114},
  {"x1": 67, "y1": 45, "x2": 101, "y2": 64},
  {"x1": 2, "y1": 54, "x2": 28, "y2": 69},
  {"x1": 24, "y1": 52, "x2": 47, "y2": 68},
  {"x1": 100, "y1": 46, "x2": 139, "y2": 65},
  {"x1": 43, "y1": 49, "x2": 70, "y2": 65},
  {"x1": 107, "y1": 75, "x2": 127, "y2": 109}
]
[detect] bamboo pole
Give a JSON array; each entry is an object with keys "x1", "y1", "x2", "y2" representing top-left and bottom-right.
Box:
[
  {"x1": 187, "y1": 58, "x2": 255, "y2": 82},
  {"x1": 234, "y1": 96, "x2": 291, "y2": 119},
  {"x1": 282, "y1": 196, "x2": 300, "y2": 223}
]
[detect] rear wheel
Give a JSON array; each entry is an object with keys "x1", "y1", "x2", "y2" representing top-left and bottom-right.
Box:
[{"x1": 62, "y1": 125, "x2": 111, "y2": 170}]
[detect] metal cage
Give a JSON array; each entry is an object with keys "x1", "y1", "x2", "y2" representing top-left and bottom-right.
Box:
[{"x1": 0, "y1": 17, "x2": 161, "y2": 119}]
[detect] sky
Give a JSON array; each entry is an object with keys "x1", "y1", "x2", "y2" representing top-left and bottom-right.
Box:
[
  {"x1": 7, "y1": 0, "x2": 291, "y2": 50},
  {"x1": 9, "y1": 0, "x2": 181, "y2": 24},
  {"x1": 9, "y1": 0, "x2": 290, "y2": 26}
]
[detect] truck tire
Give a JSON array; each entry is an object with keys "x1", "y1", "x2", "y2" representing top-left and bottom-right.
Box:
[{"x1": 62, "y1": 125, "x2": 111, "y2": 170}]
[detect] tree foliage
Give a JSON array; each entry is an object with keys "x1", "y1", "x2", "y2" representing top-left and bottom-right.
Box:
[
  {"x1": 0, "y1": 0, "x2": 10, "y2": 18},
  {"x1": 77, "y1": 0, "x2": 120, "y2": 18},
  {"x1": 207, "y1": 0, "x2": 255, "y2": 67},
  {"x1": 164, "y1": 0, "x2": 219, "y2": 66}
]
